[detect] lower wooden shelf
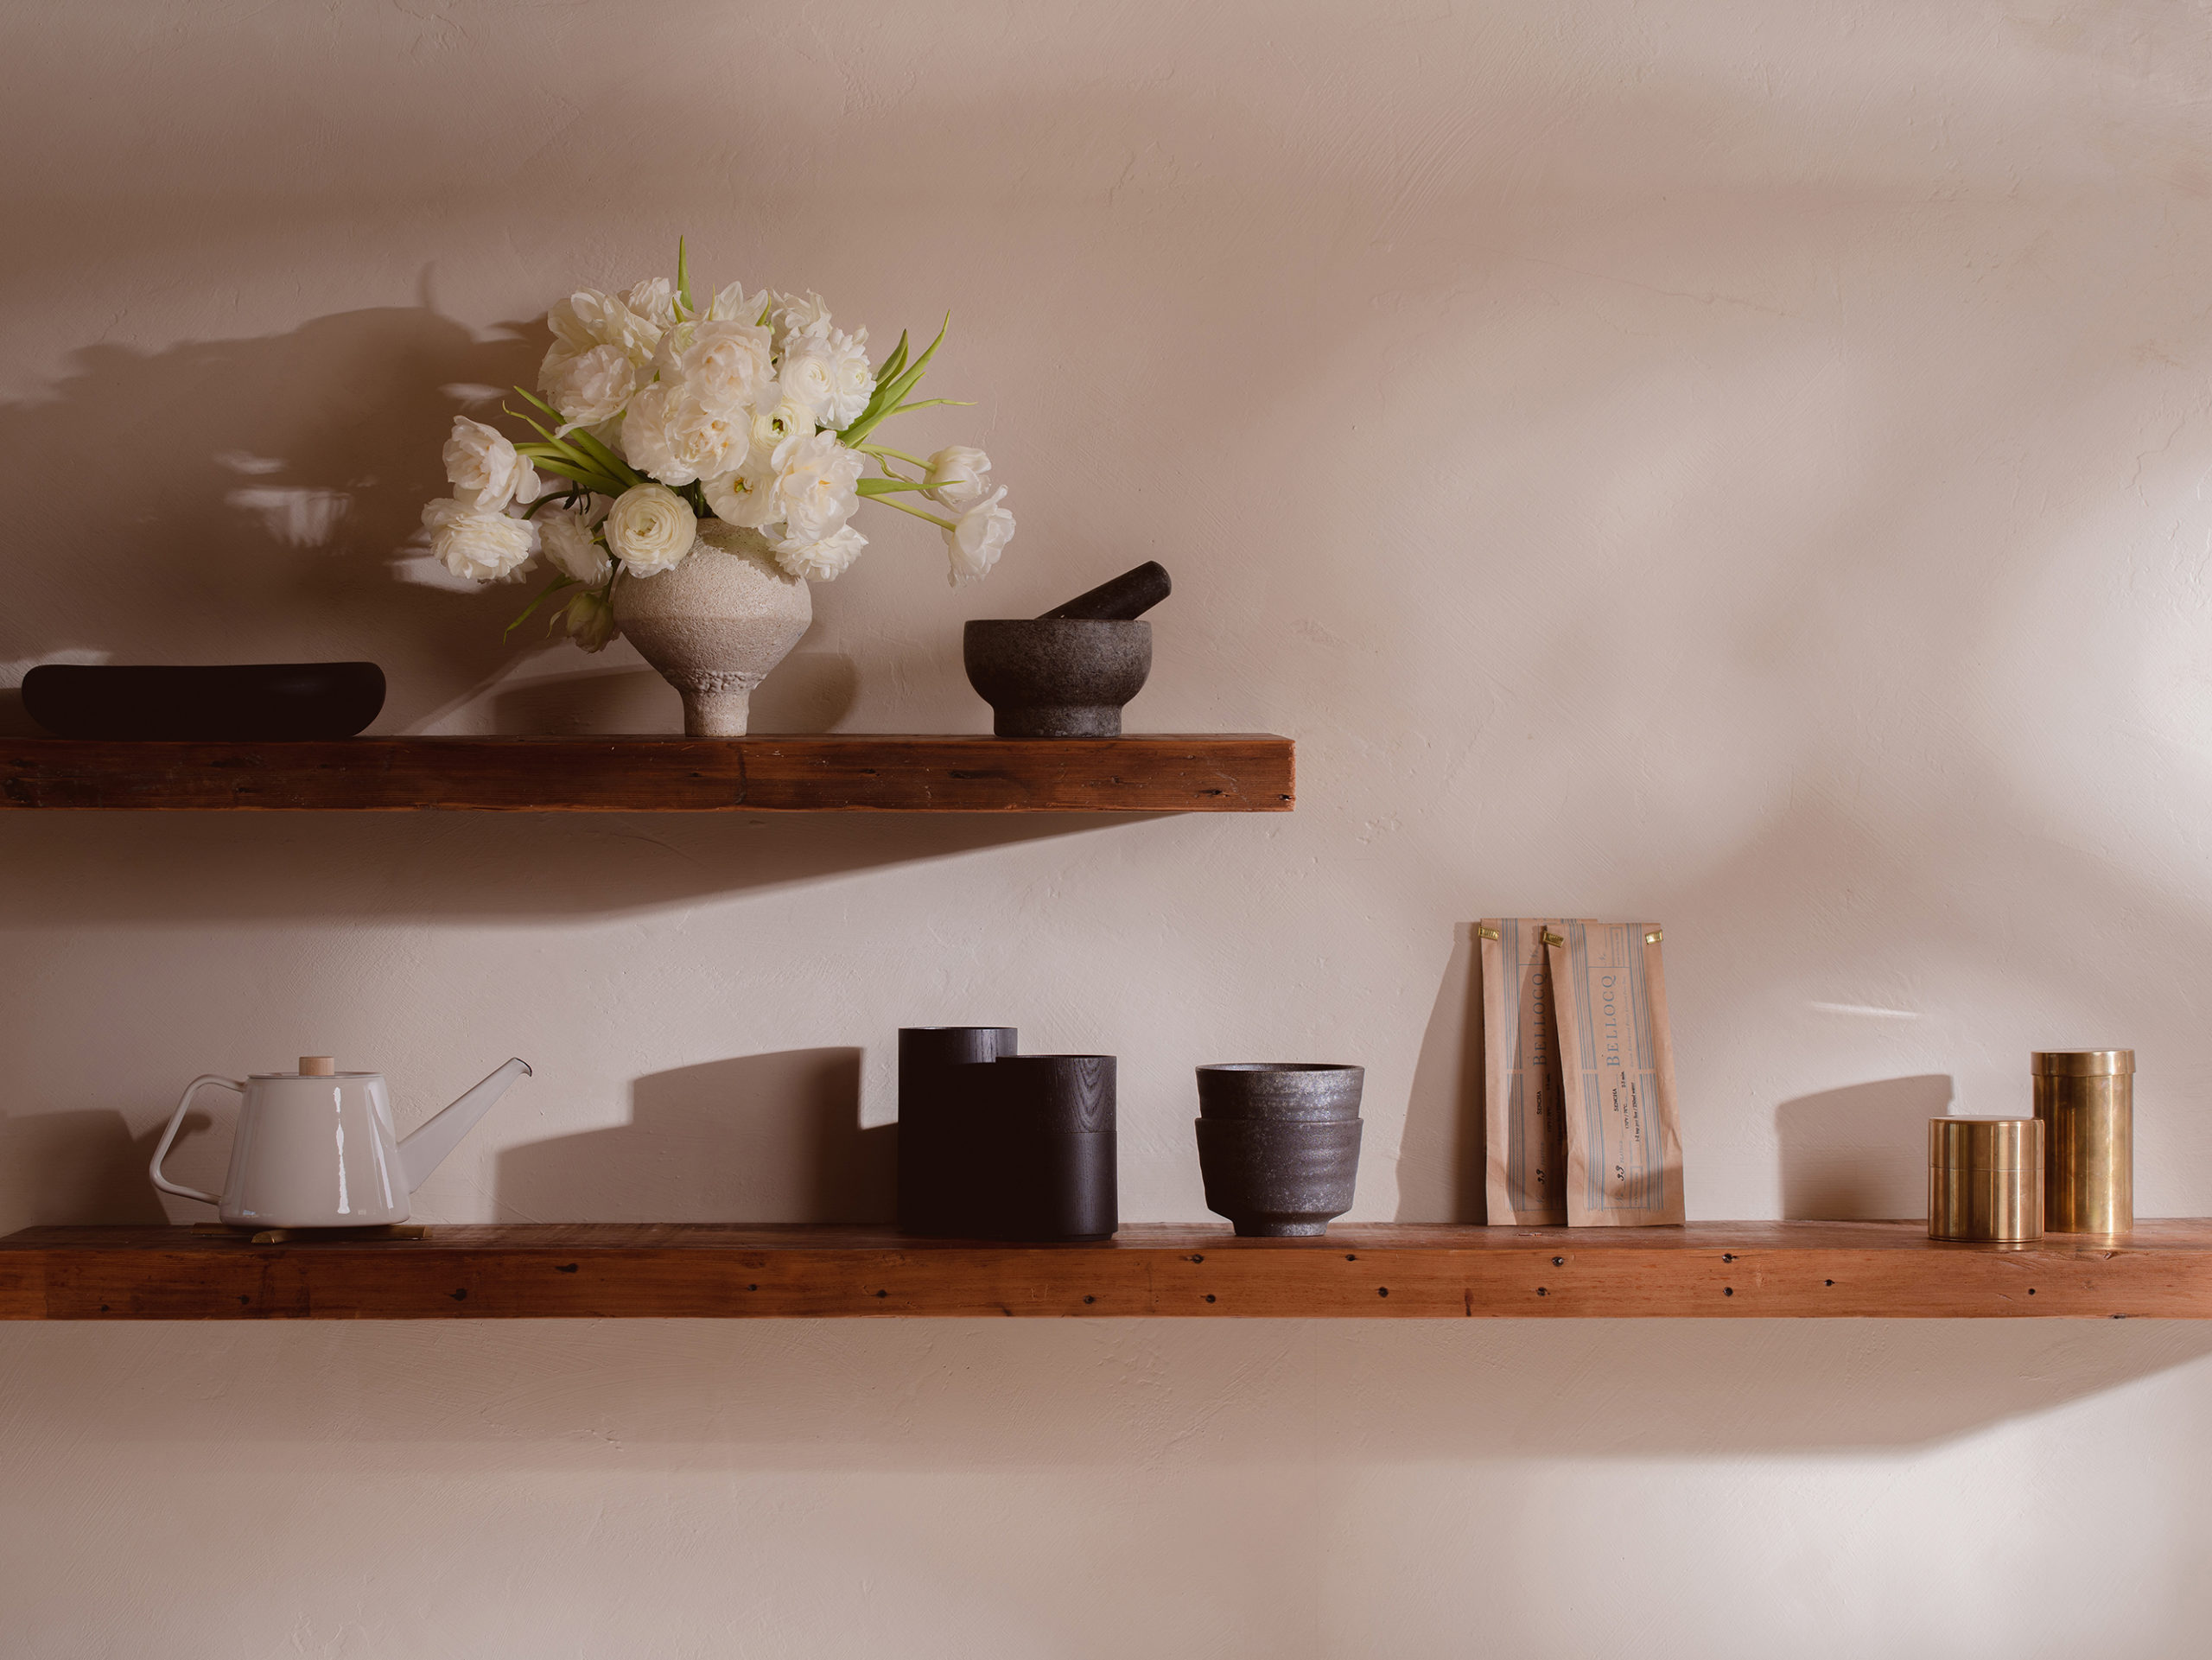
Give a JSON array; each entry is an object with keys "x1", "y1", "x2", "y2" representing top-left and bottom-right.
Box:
[{"x1": 3, "y1": 1221, "x2": 2206, "y2": 1320}]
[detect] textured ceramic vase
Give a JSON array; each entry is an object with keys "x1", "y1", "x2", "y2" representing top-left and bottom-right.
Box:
[{"x1": 612, "y1": 521, "x2": 811, "y2": 737}]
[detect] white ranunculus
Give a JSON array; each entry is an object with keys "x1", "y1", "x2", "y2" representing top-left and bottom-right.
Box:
[
  {"x1": 545, "y1": 289, "x2": 662, "y2": 366},
  {"x1": 621, "y1": 379, "x2": 743, "y2": 487},
  {"x1": 769, "y1": 429, "x2": 864, "y2": 544},
  {"x1": 658, "y1": 319, "x2": 776, "y2": 420},
  {"x1": 540, "y1": 342, "x2": 638, "y2": 430},
  {"x1": 540, "y1": 507, "x2": 612, "y2": 584},
  {"x1": 748, "y1": 398, "x2": 815, "y2": 465},
  {"x1": 603, "y1": 482, "x2": 696, "y2": 576},
  {"x1": 423, "y1": 497, "x2": 540, "y2": 582},
  {"x1": 442, "y1": 417, "x2": 537, "y2": 512},
  {"x1": 778, "y1": 326, "x2": 872, "y2": 428},
  {"x1": 923, "y1": 445, "x2": 993, "y2": 512},
  {"x1": 943, "y1": 487, "x2": 1013, "y2": 585},
  {"x1": 625, "y1": 277, "x2": 678, "y2": 328},
  {"x1": 772, "y1": 524, "x2": 867, "y2": 582},
  {"x1": 562, "y1": 590, "x2": 618, "y2": 653},
  {"x1": 767, "y1": 289, "x2": 830, "y2": 353}
]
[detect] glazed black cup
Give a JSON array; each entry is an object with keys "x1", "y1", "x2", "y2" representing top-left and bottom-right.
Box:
[{"x1": 1196, "y1": 1063, "x2": 1364, "y2": 1122}]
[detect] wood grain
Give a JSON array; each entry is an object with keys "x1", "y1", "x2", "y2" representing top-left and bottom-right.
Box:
[
  {"x1": 0, "y1": 735, "x2": 1295, "y2": 813},
  {"x1": 3, "y1": 1221, "x2": 2206, "y2": 1320}
]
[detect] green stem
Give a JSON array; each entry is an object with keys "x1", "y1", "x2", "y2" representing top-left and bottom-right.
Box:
[
  {"x1": 869, "y1": 493, "x2": 956, "y2": 532},
  {"x1": 860, "y1": 443, "x2": 932, "y2": 469}
]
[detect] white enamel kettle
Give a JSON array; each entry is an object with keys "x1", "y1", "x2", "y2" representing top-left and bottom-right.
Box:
[{"x1": 150, "y1": 1055, "x2": 531, "y2": 1228}]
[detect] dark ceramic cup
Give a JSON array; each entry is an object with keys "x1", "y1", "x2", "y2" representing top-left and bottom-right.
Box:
[
  {"x1": 963, "y1": 619, "x2": 1152, "y2": 738},
  {"x1": 1196, "y1": 1063, "x2": 1364, "y2": 1122},
  {"x1": 1194, "y1": 1117, "x2": 1363, "y2": 1237}
]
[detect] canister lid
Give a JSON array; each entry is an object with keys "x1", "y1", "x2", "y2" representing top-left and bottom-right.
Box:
[
  {"x1": 2031, "y1": 1049, "x2": 2133, "y2": 1077},
  {"x1": 1929, "y1": 1116, "x2": 2043, "y2": 1172}
]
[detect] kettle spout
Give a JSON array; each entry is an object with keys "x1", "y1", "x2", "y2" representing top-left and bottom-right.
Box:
[{"x1": 397, "y1": 1058, "x2": 532, "y2": 1193}]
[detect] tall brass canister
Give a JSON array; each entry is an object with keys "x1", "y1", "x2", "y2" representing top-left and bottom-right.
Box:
[
  {"x1": 1928, "y1": 1117, "x2": 2043, "y2": 1243},
  {"x1": 2033, "y1": 1049, "x2": 2133, "y2": 1236}
]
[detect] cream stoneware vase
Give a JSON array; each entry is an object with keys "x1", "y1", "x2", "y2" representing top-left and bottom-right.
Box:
[{"x1": 613, "y1": 520, "x2": 812, "y2": 736}]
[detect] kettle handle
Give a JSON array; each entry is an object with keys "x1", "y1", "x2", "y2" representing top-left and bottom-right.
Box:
[{"x1": 149, "y1": 1076, "x2": 245, "y2": 1206}]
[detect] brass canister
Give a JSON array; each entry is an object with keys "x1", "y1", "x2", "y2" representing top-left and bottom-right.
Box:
[
  {"x1": 2032, "y1": 1049, "x2": 2133, "y2": 1235},
  {"x1": 1928, "y1": 1117, "x2": 2044, "y2": 1243}
]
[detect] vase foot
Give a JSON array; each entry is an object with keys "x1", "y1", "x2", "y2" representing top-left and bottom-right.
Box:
[{"x1": 678, "y1": 683, "x2": 757, "y2": 737}]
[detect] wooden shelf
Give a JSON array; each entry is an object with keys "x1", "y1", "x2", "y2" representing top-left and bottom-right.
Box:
[
  {"x1": 0, "y1": 735, "x2": 1293, "y2": 813},
  {"x1": 4, "y1": 1221, "x2": 2206, "y2": 1320}
]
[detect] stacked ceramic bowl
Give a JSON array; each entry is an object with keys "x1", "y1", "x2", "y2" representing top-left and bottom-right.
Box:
[{"x1": 1192, "y1": 1064, "x2": 1364, "y2": 1237}]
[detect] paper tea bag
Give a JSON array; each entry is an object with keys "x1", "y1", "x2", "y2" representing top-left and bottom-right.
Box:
[
  {"x1": 1545, "y1": 921, "x2": 1686, "y2": 1227},
  {"x1": 1480, "y1": 919, "x2": 1569, "y2": 1224}
]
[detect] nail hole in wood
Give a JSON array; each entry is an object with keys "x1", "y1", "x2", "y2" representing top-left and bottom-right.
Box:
[
  {"x1": 1344, "y1": 1253, "x2": 1357, "y2": 1261},
  {"x1": 2028, "y1": 1288, "x2": 2037, "y2": 1295},
  {"x1": 1722, "y1": 1253, "x2": 1735, "y2": 1262},
  {"x1": 1377, "y1": 1287, "x2": 1389, "y2": 1298},
  {"x1": 556, "y1": 1263, "x2": 579, "y2": 1274},
  {"x1": 449, "y1": 1288, "x2": 467, "y2": 1301},
  {"x1": 1723, "y1": 1287, "x2": 1734, "y2": 1296},
  {"x1": 1204, "y1": 1294, "x2": 1217, "y2": 1303},
  {"x1": 1083, "y1": 1294, "x2": 1096, "y2": 1304},
  {"x1": 1189, "y1": 1254, "x2": 1205, "y2": 1263},
  {"x1": 1552, "y1": 1256, "x2": 1565, "y2": 1266},
  {"x1": 747, "y1": 1283, "x2": 758, "y2": 1291},
  {"x1": 1825, "y1": 1279, "x2": 1834, "y2": 1287},
  {"x1": 874, "y1": 1289, "x2": 887, "y2": 1299},
  {"x1": 1537, "y1": 1287, "x2": 1548, "y2": 1296}
]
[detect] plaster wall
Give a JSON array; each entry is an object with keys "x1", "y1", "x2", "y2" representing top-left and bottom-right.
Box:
[{"x1": 4, "y1": 2, "x2": 2212, "y2": 1654}]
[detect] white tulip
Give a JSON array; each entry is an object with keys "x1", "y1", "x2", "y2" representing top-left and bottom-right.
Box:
[
  {"x1": 442, "y1": 417, "x2": 538, "y2": 512},
  {"x1": 539, "y1": 507, "x2": 611, "y2": 584},
  {"x1": 943, "y1": 487, "x2": 1013, "y2": 585},
  {"x1": 423, "y1": 497, "x2": 539, "y2": 582},
  {"x1": 773, "y1": 524, "x2": 867, "y2": 582},
  {"x1": 779, "y1": 326, "x2": 873, "y2": 428},
  {"x1": 708, "y1": 282, "x2": 768, "y2": 323},
  {"x1": 561, "y1": 590, "x2": 618, "y2": 653},
  {"x1": 539, "y1": 342, "x2": 638, "y2": 430},
  {"x1": 602, "y1": 482, "x2": 696, "y2": 576},
  {"x1": 545, "y1": 289, "x2": 661, "y2": 366},
  {"x1": 767, "y1": 289, "x2": 831, "y2": 353},
  {"x1": 701, "y1": 455, "x2": 781, "y2": 529},
  {"x1": 621, "y1": 379, "x2": 743, "y2": 487},
  {"x1": 769, "y1": 429, "x2": 864, "y2": 544},
  {"x1": 923, "y1": 445, "x2": 993, "y2": 512},
  {"x1": 625, "y1": 277, "x2": 678, "y2": 328},
  {"x1": 658, "y1": 319, "x2": 776, "y2": 420}
]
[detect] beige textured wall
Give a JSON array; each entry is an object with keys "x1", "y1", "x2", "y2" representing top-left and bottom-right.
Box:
[{"x1": 6, "y1": 2, "x2": 2212, "y2": 1653}]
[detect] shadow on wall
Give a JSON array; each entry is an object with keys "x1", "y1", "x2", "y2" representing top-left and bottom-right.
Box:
[
  {"x1": 0, "y1": 1110, "x2": 171, "y2": 1235},
  {"x1": 0, "y1": 810, "x2": 1164, "y2": 923},
  {"x1": 1777, "y1": 1075, "x2": 1952, "y2": 1220},
  {"x1": 0, "y1": 304, "x2": 551, "y2": 732},
  {"x1": 496, "y1": 1048, "x2": 896, "y2": 1223},
  {"x1": 1395, "y1": 922, "x2": 1484, "y2": 1223},
  {"x1": 19, "y1": 1315, "x2": 2212, "y2": 1460}
]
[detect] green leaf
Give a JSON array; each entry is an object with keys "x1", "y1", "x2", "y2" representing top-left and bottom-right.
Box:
[
  {"x1": 516, "y1": 451, "x2": 623, "y2": 495},
  {"x1": 676, "y1": 236, "x2": 693, "y2": 317},
  {"x1": 563, "y1": 428, "x2": 644, "y2": 491},
  {"x1": 838, "y1": 315, "x2": 948, "y2": 445},
  {"x1": 877, "y1": 328, "x2": 912, "y2": 386},
  {"x1": 504, "y1": 574, "x2": 579, "y2": 639},
  {"x1": 887, "y1": 398, "x2": 976, "y2": 415},
  {"x1": 856, "y1": 476, "x2": 942, "y2": 498}
]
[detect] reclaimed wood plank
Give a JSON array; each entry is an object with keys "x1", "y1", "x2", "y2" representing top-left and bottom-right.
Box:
[
  {"x1": 0, "y1": 735, "x2": 1294, "y2": 812},
  {"x1": 2, "y1": 1221, "x2": 2203, "y2": 1320}
]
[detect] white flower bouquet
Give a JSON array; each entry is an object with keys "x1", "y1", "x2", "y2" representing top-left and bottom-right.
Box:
[{"x1": 421, "y1": 241, "x2": 1013, "y2": 652}]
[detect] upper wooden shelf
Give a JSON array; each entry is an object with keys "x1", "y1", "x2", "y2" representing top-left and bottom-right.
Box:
[
  {"x1": 4, "y1": 1221, "x2": 2204, "y2": 1320},
  {"x1": 0, "y1": 735, "x2": 1294, "y2": 813}
]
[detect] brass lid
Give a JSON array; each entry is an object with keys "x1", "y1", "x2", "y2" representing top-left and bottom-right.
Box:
[
  {"x1": 2031, "y1": 1049, "x2": 2133, "y2": 1077},
  {"x1": 1929, "y1": 1116, "x2": 2043, "y2": 1172}
]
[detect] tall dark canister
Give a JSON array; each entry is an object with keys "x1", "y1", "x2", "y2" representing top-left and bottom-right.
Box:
[
  {"x1": 898, "y1": 1027, "x2": 1016, "y2": 1235},
  {"x1": 2033, "y1": 1049, "x2": 2133, "y2": 1236}
]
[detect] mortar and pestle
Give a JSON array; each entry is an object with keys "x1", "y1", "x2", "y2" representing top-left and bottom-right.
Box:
[{"x1": 963, "y1": 562, "x2": 1169, "y2": 737}]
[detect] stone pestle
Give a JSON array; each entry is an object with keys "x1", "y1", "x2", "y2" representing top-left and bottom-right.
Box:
[{"x1": 1037, "y1": 561, "x2": 1172, "y2": 621}]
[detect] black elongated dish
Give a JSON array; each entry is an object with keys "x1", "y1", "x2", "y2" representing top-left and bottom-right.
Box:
[{"x1": 22, "y1": 662, "x2": 385, "y2": 741}]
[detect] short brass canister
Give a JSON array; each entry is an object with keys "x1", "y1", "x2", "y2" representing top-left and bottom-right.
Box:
[
  {"x1": 2032, "y1": 1049, "x2": 2133, "y2": 1235},
  {"x1": 1928, "y1": 1117, "x2": 2044, "y2": 1243}
]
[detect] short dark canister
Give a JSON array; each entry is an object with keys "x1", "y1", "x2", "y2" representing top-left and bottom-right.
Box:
[
  {"x1": 1193, "y1": 1064, "x2": 1364, "y2": 1237},
  {"x1": 978, "y1": 1054, "x2": 1118, "y2": 1242},
  {"x1": 897, "y1": 1027, "x2": 1016, "y2": 1236}
]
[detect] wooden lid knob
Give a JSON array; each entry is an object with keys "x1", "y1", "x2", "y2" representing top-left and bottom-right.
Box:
[{"x1": 299, "y1": 1056, "x2": 336, "y2": 1077}]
